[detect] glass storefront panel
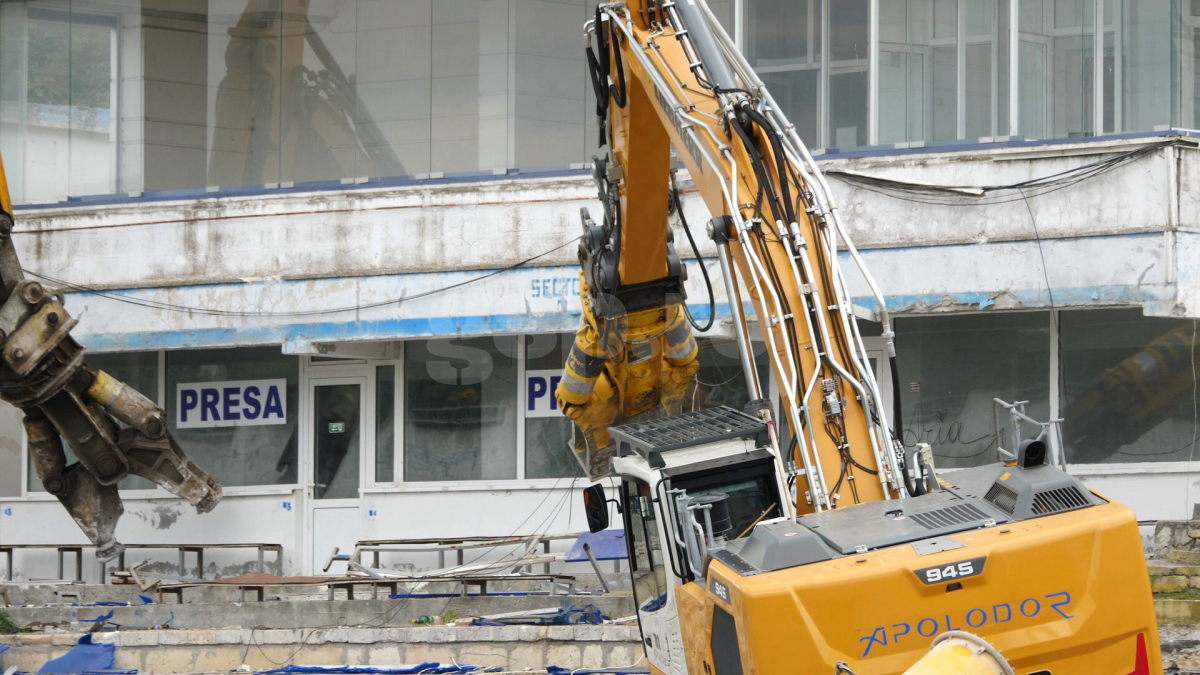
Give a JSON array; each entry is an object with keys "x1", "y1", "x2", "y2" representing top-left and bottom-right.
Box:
[
  {"x1": 313, "y1": 382, "x2": 361, "y2": 499},
  {"x1": 1, "y1": 0, "x2": 604, "y2": 204},
  {"x1": 165, "y1": 347, "x2": 300, "y2": 488},
  {"x1": 878, "y1": 0, "x2": 1007, "y2": 144},
  {"x1": 375, "y1": 364, "x2": 396, "y2": 483},
  {"x1": 829, "y1": 0, "x2": 869, "y2": 148},
  {"x1": 747, "y1": 0, "x2": 820, "y2": 146},
  {"x1": 896, "y1": 313, "x2": 1050, "y2": 469},
  {"x1": 1111, "y1": 0, "x2": 1170, "y2": 134},
  {"x1": 1060, "y1": 309, "x2": 1199, "y2": 464},
  {"x1": 0, "y1": 1, "x2": 135, "y2": 205},
  {"x1": 0, "y1": 0, "x2": 1196, "y2": 203},
  {"x1": 404, "y1": 336, "x2": 518, "y2": 481},
  {"x1": 524, "y1": 333, "x2": 576, "y2": 480}
]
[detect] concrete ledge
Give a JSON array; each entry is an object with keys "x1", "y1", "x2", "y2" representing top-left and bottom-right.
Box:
[
  {"x1": 0, "y1": 625, "x2": 644, "y2": 674},
  {"x1": 3, "y1": 594, "x2": 636, "y2": 630}
]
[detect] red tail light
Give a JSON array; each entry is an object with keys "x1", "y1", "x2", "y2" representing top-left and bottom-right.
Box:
[{"x1": 1127, "y1": 633, "x2": 1150, "y2": 675}]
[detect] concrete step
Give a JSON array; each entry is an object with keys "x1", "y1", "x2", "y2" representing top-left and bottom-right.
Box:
[
  {"x1": 0, "y1": 624, "x2": 645, "y2": 674},
  {"x1": 1170, "y1": 550, "x2": 1200, "y2": 565},
  {"x1": 1156, "y1": 597, "x2": 1200, "y2": 624}
]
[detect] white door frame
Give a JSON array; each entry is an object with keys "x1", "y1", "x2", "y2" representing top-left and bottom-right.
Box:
[{"x1": 302, "y1": 371, "x2": 372, "y2": 574}]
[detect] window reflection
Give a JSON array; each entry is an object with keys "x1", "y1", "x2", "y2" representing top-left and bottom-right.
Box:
[
  {"x1": 525, "y1": 334, "x2": 577, "y2": 480},
  {"x1": 165, "y1": 347, "x2": 300, "y2": 487},
  {"x1": 897, "y1": 313, "x2": 1050, "y2": 469},
  {"x1": 1061, "y1": 309, "x2": 1199, "y2": 464},
  {"x1": 0, "y1": 0, "x2": 1193, "y2": 200},
  {"x1": 404, "y1": 336, "x2": 518, "y2": 481}
]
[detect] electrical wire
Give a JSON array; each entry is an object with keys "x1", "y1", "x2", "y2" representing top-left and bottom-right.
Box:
[
  {"x1": 826, "y1": 140, "x2": 1175, "y2": 207},
  {"x1": 23, "y1": 237, "x2": 581, "y2": 319},
  {"x1": 670, "y1": 174, "x2": 715, "y2": 332}
]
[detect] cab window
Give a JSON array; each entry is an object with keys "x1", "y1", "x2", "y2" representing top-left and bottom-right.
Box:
[{"x1": 623, "y1": 478, "x2": 668, "y2": 611}]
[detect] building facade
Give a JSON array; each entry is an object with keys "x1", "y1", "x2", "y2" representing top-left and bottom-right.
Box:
[{"x1": 0, "y1": 0, "x2": 1198, "y2": 579}]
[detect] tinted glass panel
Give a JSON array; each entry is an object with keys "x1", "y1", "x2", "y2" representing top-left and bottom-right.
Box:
[
  {"x1": 313, "y1": 383, "x2": 360, "y2": 499},
  {"x1": 404, "y1": 336, "x2": 518, "y2": 481},
  {"x1": 1061, "y1": 309, "x2": 1199, "y2": 463},
  {"x1": 896, "y1": 313, "x2": 1050, "y2": 469},
  {"x1": 525, "y1": 333, "x2": 577, "y2": 479},
  {"x1": 165, "y1": 347, "x2": 300, "y2": 487}
]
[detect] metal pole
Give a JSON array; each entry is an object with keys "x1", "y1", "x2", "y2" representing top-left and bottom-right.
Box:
[
  {"x1": 868, "y1": 0, "x2": 879, "y2": 145},
  {"x1": 583, "y1": 543, "x2": 611, "y2": 594},
  {"x1": 1009, "y1": 0, "x2": 1019, "y2": 136},
  {"x1": 715, "y1": 235, "x2": 763, "y2": 400},
  {"x1": 1094, "y1": 0, "x2": 1104, "y2": 135}
]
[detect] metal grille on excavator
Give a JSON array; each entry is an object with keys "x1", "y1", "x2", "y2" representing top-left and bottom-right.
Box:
[
  {"x1": 610, "y1": 405, "x2": 765, "y2": 453},
  {"x1": 984, "y1": 482, "x2": 1019, "y2": 514},
  {"x1": 909, "y1": 502, "x2": 993, "y2": 530},
  {"x1": 1032, "y1": 486, "x2": 1090, "y2": 514}
]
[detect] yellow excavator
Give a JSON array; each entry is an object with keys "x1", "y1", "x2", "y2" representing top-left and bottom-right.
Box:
[{"x1": 556, "y1": 2, "x2": 1161, "y2": 674}]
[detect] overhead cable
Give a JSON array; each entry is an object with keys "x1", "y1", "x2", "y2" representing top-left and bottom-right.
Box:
[
  {"x1": 825, "y1": 140, "x2": 1178, "y2": 207},
  {"x1": 23, "y1": 237, "x2": 581, "y2": 320}
]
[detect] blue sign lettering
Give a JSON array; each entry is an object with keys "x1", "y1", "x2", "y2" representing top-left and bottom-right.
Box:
[
  {"x1": 526, "y1": 370, "x2": 565, "y2": 418},
  {"x1": 176, "y1": 379, "x2": 288, "y2": 429},
  {"x1": 530, "y1": 277, "x2": 581, "y2": 299},
  {"x1": 859, "y1": 591, "x2": 1075, "y2": 658}
]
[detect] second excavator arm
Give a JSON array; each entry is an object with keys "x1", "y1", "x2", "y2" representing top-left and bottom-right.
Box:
[{"x1": 557, "y1": 0, "x2": 913, "y2": 514}]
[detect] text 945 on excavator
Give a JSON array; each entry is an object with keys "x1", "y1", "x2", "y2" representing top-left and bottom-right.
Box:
[{"x1": 555, "y1": 1, "x2": 1161, "y2": 674}]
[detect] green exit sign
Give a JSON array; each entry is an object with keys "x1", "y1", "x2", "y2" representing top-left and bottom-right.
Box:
[{"x1": 328, "y1": 422, "x2": 346, "y2": 434}]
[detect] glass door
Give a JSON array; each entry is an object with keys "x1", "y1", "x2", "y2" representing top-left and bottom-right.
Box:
[{"x1": 307, "y1": 376, "x2": 367, "y2": 574}]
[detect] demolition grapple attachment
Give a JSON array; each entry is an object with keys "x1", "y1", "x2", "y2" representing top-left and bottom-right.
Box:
[{"x1": 0, "y1": 159, "x2": 221, "y2": 562}]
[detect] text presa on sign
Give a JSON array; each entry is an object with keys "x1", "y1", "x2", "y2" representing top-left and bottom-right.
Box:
[{"x1": 176, "y1": 379, "x2": 287, "y2": 429}]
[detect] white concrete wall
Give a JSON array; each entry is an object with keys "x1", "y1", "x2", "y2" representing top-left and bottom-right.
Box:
[
  {"x1": 11, "y1": 137, "x2": 1195, "y2": 316},
  {"x1": 1, "y1": 136, "x2": 1198, "y2": 580}
]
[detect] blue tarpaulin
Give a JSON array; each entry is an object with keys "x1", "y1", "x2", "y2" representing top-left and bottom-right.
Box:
[
  {"x1": 549, "y1": 662, "x2": 652, "y2": 667},
  {"x1": 472, "y1": 603, "x2": 609, "y2": 626},
  {"x1": 257, "y1": 665, "x2": 498, "y2": 674},
  {"x1": 565, "y1": 530, "x2": 627, "y2": 562},
  {"x1": 36, "y1": 633, "x2": 135, "y2": 675}
]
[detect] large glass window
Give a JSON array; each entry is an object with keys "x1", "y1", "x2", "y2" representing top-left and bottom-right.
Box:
[
  {"x1": 1017, "y1": 0, "x2": 1096, "y2": 139},
  {"x1": 404, "y1": 336, "x2": 518, "y2": 481},
  {"x1": 165, "y1": 347, "x2": 299, "y2": 487},
  {"x1": 896, "y1": 313, "x2": 1050, "y2": 468},
  {"x1": 692, "y1": 339, "x2": 769, "y2": 413},
  {"x1": 0, "y1": 1, "x2": 132, "y2": 205},
  {"x1": 829, "y1": 0, "x2": 870, "y2": 148},
  {"x1": 878, "y1": 0, "x2": 1009, "y2": 145},
  {"x1": 1060, "y1": 309, "x2": 1199, "y2": 464},
  {"x1": 747, "y1": 0, "x2": 821, "y2": 146},
  {"x1": 0, "y1": 402, "x2": 19, "y2": 497},
  {"x1": 1111, "y1": 0, "x2": 1170, "y2": 134},
  {"x1": 0, "y1": 0, "x2": 1194, "y2": 201},
  {"x1": 0, "y1": 0, "x2": 603, "y2": 204},
  {"x1": 524, "y1": 334, "x2": 576, "y2": 479},
  {"x1": 28, "y1": 351, "x2": 159, "y2": 492},
  {"x1": 375, "y1": 364, "x2": 395, "y2": 483}
]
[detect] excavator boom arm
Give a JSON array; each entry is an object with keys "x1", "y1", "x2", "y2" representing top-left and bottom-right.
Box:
[{"x1": 558, "y1": 0, "x2": 906, "y2": 514}]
